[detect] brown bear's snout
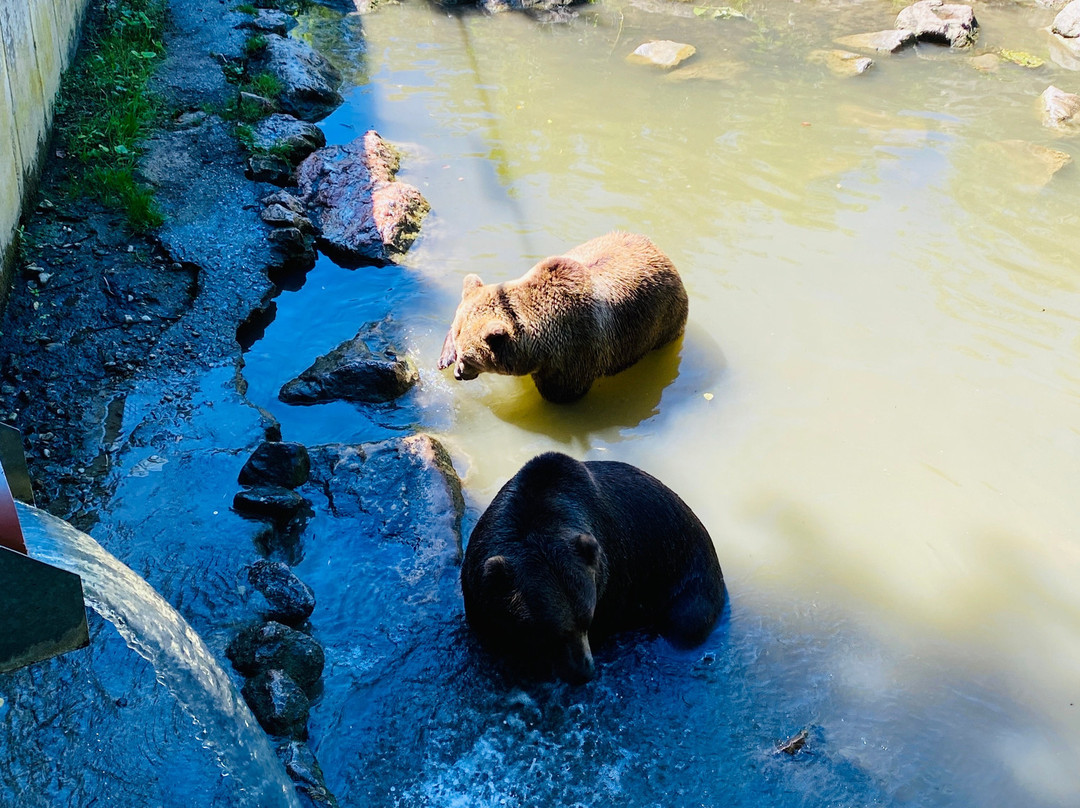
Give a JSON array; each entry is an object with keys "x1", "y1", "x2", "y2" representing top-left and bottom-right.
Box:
[{"x1": 454, "y1": 361, "x2": 479, "y2": 381}]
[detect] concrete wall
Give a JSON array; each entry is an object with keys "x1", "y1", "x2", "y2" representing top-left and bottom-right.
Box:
[{"x1": 0, "y1": 0, "x2": 89, "y2": 313}]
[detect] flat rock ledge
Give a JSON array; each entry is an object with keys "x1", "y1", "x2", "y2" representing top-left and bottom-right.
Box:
[
  {"x1": 279, "y1": 321, "x2": 419, "y2": 405},
  {"x1": 834, "y1": 30, "x2": 916, "y2": 54},
  {"x1": 297, "y1": 131, "x2": 430, "y2": 265}
]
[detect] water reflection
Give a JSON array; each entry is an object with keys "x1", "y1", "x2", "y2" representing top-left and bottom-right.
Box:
[{"x1": 258, "y1": 0, "x2": 1080, "y2": 804}]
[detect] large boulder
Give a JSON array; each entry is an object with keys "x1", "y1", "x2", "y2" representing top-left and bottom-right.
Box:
[
  {"x1": 279, "y1": 321, "x2": 419, "y2": 405},
  {"x1": 252, "y1": 35, "x2": 343, "y2": 122},
  {"x1": 895, "y1": 0, "x2": 978, "y2": 47},
  {"x1": 1053, "y1": 0, "x2": 1080, "y2": 38},
  {"x1": 296, "y1": 131, "x2": 430, "y2": 265}
]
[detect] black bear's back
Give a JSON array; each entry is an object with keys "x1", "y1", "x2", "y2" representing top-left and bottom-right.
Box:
[{"x1": 584, "y1": 460, "x2": 726, "y2": 643}]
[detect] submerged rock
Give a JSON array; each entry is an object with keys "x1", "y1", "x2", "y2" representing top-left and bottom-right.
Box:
[
  {"x1": 278, "y1": 741, "x2": 341, "y2": 808},
  {"x1": 251, "y1": 114, "x2": 327, "y2": 164},
  {"x1": 228, "y1": 621, "x2": 325, "y2": 692},
  {"x1": 665, "y1": 60, "x2": 747, "y2": 82},
  {"x1": 247, "y1": 559, "x2": 317, "y2": 625},
  {"x1": 1053, "y1": 0, "x2": 1080, "y2": 37},
  {"x1": 834, "y1": 30, "x2": 916, "y2": 54},
  {"x1": 627, "y1": 40, "x2": 697, "y2": 68},
  {"x1": 988, "y1": 140, "x2": 1072, "y2": 187},
  {"x1": 895, "y1": 0, "x2": 978, "y2": 48},
  {"x1": 239, "y1": 440, "x2": 312, "y2": 489},
  {"x1": 241, "y1": 669, "x2": 311, "y2": 738},
  {"x1": 252, "y1": 34, "x2": 343, "y2": 122},
  {"x1": 296, "y1": 131, "x2": 430, "y2": 264},
  {"x1": 809, "y1": 49, "x2": 874, "y2": 77},
  {"x1": 279, "y1": 321, "x2": 419, "y2": 405}
]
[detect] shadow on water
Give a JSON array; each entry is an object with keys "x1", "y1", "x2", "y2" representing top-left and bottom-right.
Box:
[{"x1": 480, "y1": 323, "x2": 728, "y2": 448}]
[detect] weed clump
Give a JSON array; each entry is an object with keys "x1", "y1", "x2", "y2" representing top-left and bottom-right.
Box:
[{"x1": 55, "y1": 0, "x2": 168, "y2": 232}]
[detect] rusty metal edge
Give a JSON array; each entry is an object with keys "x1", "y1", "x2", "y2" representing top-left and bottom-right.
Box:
[{"x1": 0, "y1": 462, "x2": 27, "y2": 554}]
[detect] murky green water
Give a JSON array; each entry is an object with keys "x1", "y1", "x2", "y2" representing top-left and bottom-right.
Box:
[{"x1": 240, "y1": 1, "x2": 1080, "y2": 804}]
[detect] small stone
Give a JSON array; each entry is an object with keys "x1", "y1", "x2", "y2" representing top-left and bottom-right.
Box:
[
  {"x1": 241, "y1": 669, "x2": 310, "y2": 738},
  {"x1": 261, "y1": 203, "x2": 314, "y2": 231},
  {"x1": 261, "y1": 190, "x2": 306, "y2": 214},
  {"x1": 1041, "y1": 84, "x2": 1080, "y2": 130},
  {"x1": 239, "y1": 91, "x2": 276, "y2": 113},
  {"x1": 251, "y1": 114, "x2": 327, "y2": 164},
  {"x1": 247, "y1": 560, "x2": 316, "y2": 625},
  {"x1": 627, "y1": 40, "x2": 697, "y2": 69},
  {"x1": 247, "y1": 155, "x2": 293, "y2": 186},
  {"x1": 239, "y1": 440, "x2": 311, "y2": 488}
]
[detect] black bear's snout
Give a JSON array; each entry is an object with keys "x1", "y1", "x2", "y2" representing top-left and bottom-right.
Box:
[{"x1": 560, "y1": 632, "x2": 595, "y2": 684}]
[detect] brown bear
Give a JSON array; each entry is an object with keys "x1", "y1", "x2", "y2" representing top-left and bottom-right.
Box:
[
  {"x1": 437, "y1": 232, "x2": 688, "y2": 403},
  {"x1": 461, "y1": 452, "x2": 726, "y2": 683}
]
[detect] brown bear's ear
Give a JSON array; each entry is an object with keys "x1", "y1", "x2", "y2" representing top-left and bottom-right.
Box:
[
  {"x1": 481, "y1": 321, "x2": 509, "y2": 355},
  {"x1": 575, "y1": 533, "x2": 600, "y2": 567},
  {"x1": 462, "y1": 274, "x2": 484, "y2": 298},
  {"x1": 482, "y1": 555, "x2": 514, "y2": 591}
]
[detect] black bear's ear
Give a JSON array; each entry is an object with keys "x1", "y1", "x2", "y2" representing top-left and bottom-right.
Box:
[
  {"x1": 575, "y1": 533, "x2": 600, "y2": 567},
  {"x1": 482, "y1": 555, "x2": 514, "y2": 591},
  {"x1": 482, "y1": 322, "x2": 510, "y2": 355}
]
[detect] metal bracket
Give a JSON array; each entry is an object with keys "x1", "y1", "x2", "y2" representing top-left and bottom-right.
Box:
[{"x1": 0, "y1": 423, "x2": 90, "y2": 672}]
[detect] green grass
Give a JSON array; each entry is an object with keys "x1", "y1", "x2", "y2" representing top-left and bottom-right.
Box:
[
  {"x1": 243, "y1": 33, "x2": 268, "y2": 57},
  {"x1": 55, "y1": 0, "x2": 167, "y2": 232}
]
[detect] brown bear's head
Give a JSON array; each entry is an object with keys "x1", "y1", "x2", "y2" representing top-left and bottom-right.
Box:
[
  {"x1": 437, "y1": 274, "x2": 522, "y2": 382},
  {"x1": 466, "y1": 530, "x2": 603, "y2": 683}
]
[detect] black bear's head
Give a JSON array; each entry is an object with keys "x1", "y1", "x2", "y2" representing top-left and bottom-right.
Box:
[{"x1": 468, "y1": 530, "x2": 604, "y2": 684}]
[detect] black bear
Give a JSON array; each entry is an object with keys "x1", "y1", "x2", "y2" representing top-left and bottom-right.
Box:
[{"x1": 461, "y1": 452, "x2": 726, "y2": 682}]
